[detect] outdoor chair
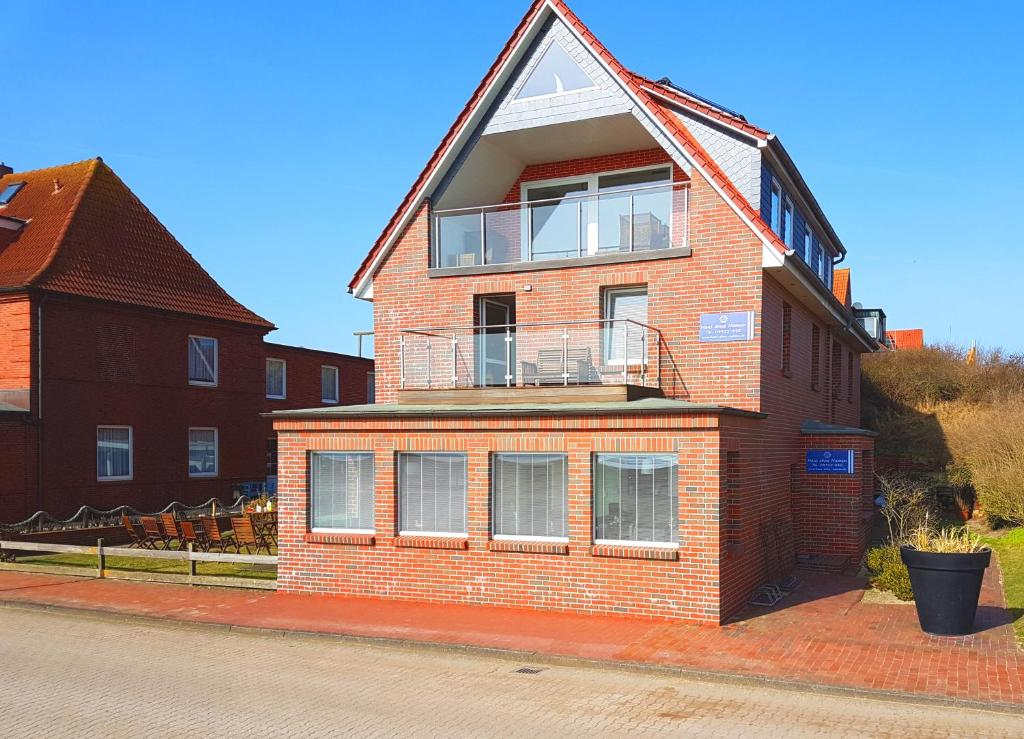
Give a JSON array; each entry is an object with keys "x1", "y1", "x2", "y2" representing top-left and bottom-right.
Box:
[
  {"x1": 140, "y1": 516, "x2": 169, "y2": 549},
  {"x1": 521, "y1": 347, "x2": 595, "y2": 386},
  {"x1": 178, "y1": 521, "x2": 203, "y2": 552},
  {"x1": 251, "y1": 511, "x2": 278, "y2": 547},
  {"x1": 159, "y1": 513, "x2": 182, "y2": 548},
  {"x1": 231, "y1": 516, "x2": 271, "y2": 555},
  {"x1": 199, "y1": 516, "x2": 230, "y2": 553},
  {"x1": 120, "y1": 515, "x2": 148, "y2": 549}
]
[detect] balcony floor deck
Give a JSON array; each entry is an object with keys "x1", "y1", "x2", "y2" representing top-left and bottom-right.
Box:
[{"x1": 397, "y1": 384, "x2": 663, "y2": 406}]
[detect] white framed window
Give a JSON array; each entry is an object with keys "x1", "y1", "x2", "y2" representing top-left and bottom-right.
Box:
[
  {"x1": 321, "y1": 365, "x2": 339, "y2": 404},
  {"x1": 265, "y1": 358, "x2": 286, "y2": 399},
  {"x1": 398, "y1": 453, "x2": 467, "y2": 536},
  {"x1": 492, "y1": 454, "x2": 568, "y2": 541},
  {"x1": 310, "y1": 452, "x2": 375, "y2": 533},
  {"x1": 593, "y1": 453, "x2": 678, "y2": 546},
  {"x1": 514, "y1": 40, "x2": 596, "y2": 101},
  {"x1": 188, "y1": 427, "x2": 218, "y2": 477},
  {"x1": 97, "y1": 426, "x2": 133, "y2": 481},
  {"x1": 769, "y1": 178, "x2": 782, "y2": 234},
  {"x1": 802, "y1": 227, "x2": 812, "y2": 263},
  {"x1": 521, "y1": 165, "x2": 673, "y2": 261},
  {"x1": 188, "y1": 335, "x2": 218, "y2": 386},
  {"x1": 603, "y1": 286, "x2": 648, "y2": 365},
  {"x1": 782, "y1": 196, "x2": 794, "y2": 247}
]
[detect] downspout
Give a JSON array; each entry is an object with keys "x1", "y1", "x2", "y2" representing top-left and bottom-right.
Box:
[{"x1": 36, "y1": 298, "x2": 44, "y2": 511}]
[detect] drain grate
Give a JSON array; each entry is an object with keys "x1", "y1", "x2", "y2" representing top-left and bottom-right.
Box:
[{"x1": 513, "y1": 666, "x2": 545, "y2": 675}]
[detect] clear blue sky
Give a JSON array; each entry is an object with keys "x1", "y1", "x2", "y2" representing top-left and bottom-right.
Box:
[{"x1": 4, "y1": 1, "x2": 1020, "y2": 354}]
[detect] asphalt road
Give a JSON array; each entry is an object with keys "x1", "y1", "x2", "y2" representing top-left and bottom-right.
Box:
[{"x1": 0, "y1": 606, "x2": 1020, "y2": 737}]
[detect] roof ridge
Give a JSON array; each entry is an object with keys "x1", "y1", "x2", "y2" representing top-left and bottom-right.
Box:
[
  {"x1": 0, "y1": 157, "x2": 102, "y2": 181},
  {"x1": 24, "y1": 158, "x2": 102, "y2": 285}
]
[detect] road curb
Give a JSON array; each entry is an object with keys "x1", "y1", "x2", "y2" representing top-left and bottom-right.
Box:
[{"x1": 2, "y1": 597, "x2": 1022, "y2": 717}]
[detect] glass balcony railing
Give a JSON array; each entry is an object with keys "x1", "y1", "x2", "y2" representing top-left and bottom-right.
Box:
[
  {"x1": 432, "y1": 182, "x2": 689, "y2": 269},
  {"x1": 399, "y1": 319, "x2": 662, "y2": 390}
]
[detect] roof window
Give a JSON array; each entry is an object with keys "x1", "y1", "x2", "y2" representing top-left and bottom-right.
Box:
[{"x1": 0, "y1": 182, "x2": 24, "y2": 205}]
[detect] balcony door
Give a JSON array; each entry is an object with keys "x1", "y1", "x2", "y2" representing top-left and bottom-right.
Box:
[
  {"x1": 522, "y1": 166, "x2": 672, "y2": 262},
  {"x1": 477, "y1": 295, "x2": 516, "y2": 387}
]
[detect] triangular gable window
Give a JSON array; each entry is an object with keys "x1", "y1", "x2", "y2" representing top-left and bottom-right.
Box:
[{"x1": 514, "y1": 42, "x2": 595, "y2": 100}]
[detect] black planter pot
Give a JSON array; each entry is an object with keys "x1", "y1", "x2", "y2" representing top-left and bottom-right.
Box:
[{"x1": 900, "y1": 545, "x2": 992, "y2": 636}]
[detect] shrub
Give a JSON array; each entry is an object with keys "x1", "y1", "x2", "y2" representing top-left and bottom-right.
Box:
[
  {"x1": 864, "y1": 545, "x2": 913, "y2": 600},
  {"x1": 877, "y1": 475, "x2": 938, "y2": 542},
  {"x1": 904, "y1": 525, "x2": 986, "y2": 554}
]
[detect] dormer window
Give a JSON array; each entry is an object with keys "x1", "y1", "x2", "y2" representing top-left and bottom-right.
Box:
[
  {"x1": 514, "y1": 41, "x2": 596, "y2": 101},
  {"x1": 0, "y1": 182, "x2": 24, "y2": 205},
  {"x1": 782, "y1": 196, "x2": 794, "y2": 247}
]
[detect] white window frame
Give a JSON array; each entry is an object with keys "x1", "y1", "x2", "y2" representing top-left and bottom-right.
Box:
[
  {"x1": 491, "y1": 453, "x2": 569, "y2": 543},
  {"x1": 265, "y1": 358, "x2": 287, "y2": 400},
  {"x1": 96, "y1": 425, "x2": 133, "y2": 482},
  {"x1": 519, "y1": 164, "x2": 673, "y2": 262},
  {"x1": 782, "y1": 195, "x2": 795, "y2": 247},
  {"x1": 592, "y1": 453, "x2": 680, "y2": 548},
  {"x1": 511, "y1": 40, "x2": 598, "y2": 103},
  {"x1": 769, "y1": 178, "x2": 783, "y2": 234},
  {"x1": 188, "y1": 335, "x2": 218, "y2": 387},
  {"x1": 602, "y1": 286, "x2": 649, "y2": 367},
  {"x1": 309, "y1": 451, "x2": 376, "y2": 535},
  {"x1": 188, "y1": 427, "x2": 219, "y2": 478},
  {"x1": 397, "y1": 452, "x2": 468, "y2": 537},
  {"x1": 803, "y1": 227, "x2": 813, "y2": 263},
  {"x1": 321, "y1": 365, "x2": 340, "y2": 404}
]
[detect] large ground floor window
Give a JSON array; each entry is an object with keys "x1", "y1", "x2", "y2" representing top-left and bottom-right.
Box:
[
  {"x1": 593, "y1": 453, "x2": 678, "y2": 545},
  {"x1": 492, "y1": 453, "x2": 568, "y2": 540},
  {"x1": 310, "y1": 452, "x2": 375, "y2": 533},
  {"x1": 398, "y1": 453, "x2": 467, "y2": 536}
]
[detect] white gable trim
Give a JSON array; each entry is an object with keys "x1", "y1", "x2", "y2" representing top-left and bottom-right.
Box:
[
  {"x1": 352, "y1": 0, "x2": 781, "y2": 300},
  {"x1": 640, "y1": 86, "x2": 768, "y2": 145}
]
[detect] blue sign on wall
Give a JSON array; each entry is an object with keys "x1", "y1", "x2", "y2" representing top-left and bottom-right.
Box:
[
  {"x1": 699, "y1": 311, "x2": 755, "y2": 342},
  {"x1": 806, "y1": 449, "x2": 856, "y2": 475}
]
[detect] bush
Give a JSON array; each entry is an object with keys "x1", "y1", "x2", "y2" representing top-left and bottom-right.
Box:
[{"x1": 864, "y1": 545, "x2": 913, "y2": 601}]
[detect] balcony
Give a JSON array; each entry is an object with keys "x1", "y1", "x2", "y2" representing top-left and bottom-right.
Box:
[
  {"x1": 398, "y1": 319, "x2": 663, "y2": 404},
  {"x1": 432, "y1": 181, "x2": 689, "y2": 271}
]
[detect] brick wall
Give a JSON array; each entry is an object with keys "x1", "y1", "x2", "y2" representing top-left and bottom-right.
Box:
[
  {"x1": 274, "y1": 410, "x2": 725, "y2": 622},
  {"x1": 0, "y1": 293, "x2": 32, "y2": 393},
  {"x1": 373, "y1": 151, "x2": 765, "y2": 410},
  {"x1": 0, "y1": 416, "x2": 37, "y2": 522}
]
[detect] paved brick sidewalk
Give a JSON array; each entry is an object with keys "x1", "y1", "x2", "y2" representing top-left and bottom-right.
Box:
[{"x1": 0, "y1": 561, "x2": 1020, "y2": 709}]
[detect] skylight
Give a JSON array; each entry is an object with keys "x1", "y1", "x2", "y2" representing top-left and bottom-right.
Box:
[
  {"x1": 0, "y1": 182, "x2": 24, "y2": 205},
  {"x1": 515, "y1": 42, "x2": 595, "y2": 100}
]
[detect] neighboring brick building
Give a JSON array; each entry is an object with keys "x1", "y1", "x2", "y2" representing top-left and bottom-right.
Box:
[
  {"x1": 272, "y1": 0, "x2": 878, "y2": 623},
  {"x1": 0, "y1": 159, "x2": 373, "y2": 522}
]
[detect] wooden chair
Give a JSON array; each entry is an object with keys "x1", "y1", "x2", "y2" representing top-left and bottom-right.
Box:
[
  {"x1": 231, "y1": 516, "x2": 271, "y2": 555},
  {"x1": 199, "y1": 516, "x2": 230, "y2": 553},
  {"x1": 521, "y1": 347, "x2": 595, "y2": 386},
  {"x1": 178, "y1": 521, "x2": 203, "y2": 552},
  {"x1": 121, "y1": 515, "x2": 148, "y2": 549},
  {"x1": 159, "y1": 513, "x2": 182, "y2": 549},
  {"x1": 140, "y1": 516, "x2": 168, "y2": 549}
]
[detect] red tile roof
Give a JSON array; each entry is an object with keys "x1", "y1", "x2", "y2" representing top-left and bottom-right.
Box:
[
  {"x1": 886, "y1": 329, "x2": 925, "y2": 350},
  {"x1": 0, "y1": 159, "x2": 272, "y2": 329},
  {"x1": 348, "y1": 0, "x2": 790, "y2": 294},
  {"x1": 832, "y1": 268, "x2": 851, "y2": 307}
]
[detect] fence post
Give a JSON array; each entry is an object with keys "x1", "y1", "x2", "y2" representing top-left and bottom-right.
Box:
[
  {"x1": 187, "y1": 542, "x2": 196, "y2": 584},
  {"x1": 96, "y1": 538, "x2": 105, "y2": 579}
]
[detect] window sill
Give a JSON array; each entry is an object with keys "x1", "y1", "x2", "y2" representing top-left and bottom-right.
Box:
[
  {"x1": 591, "y1": 544, "x2": 679, "y2": 561},
  {"x1": 489, "y1": 539, "x2": 569, "y2": 555},
  {"x1": 305, "y1": 532, "x2": 375, "y2": 546},
  {"x1": 427, "y1": 246, "x2": 691, "y2": 278},
  {"x1": 394, "y1": 535, "x2": 468, "y2": 550}
]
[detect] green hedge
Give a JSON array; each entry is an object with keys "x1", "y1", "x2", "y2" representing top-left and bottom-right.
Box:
[{"x1": 864, "y1": 545, "x2": 913, "y2": 601}]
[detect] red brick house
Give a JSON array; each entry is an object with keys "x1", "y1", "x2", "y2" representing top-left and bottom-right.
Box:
[
  {"x1": 272, "y1": 0, "x2": 878, "y2": 623},
  {"x1": 0, "y1": 159, "x2": 373, "y2": 522}
]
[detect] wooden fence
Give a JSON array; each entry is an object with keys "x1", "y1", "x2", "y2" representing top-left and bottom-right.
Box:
[{"x1": 0, "y1": 539, "x2": 277, "y2": 590}]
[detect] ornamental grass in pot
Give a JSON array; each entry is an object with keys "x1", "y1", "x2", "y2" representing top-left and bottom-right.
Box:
[{"x1": 900, "y1": 526, "x2": 991, "y2": 636}]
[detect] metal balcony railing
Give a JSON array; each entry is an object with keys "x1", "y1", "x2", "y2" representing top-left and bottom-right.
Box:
[
  {"x1": 399, "y1": 319, "x2": 662, "y2": 390},
  {"x1": 432, "y1": 182, "x2": 689, "y2": 269}
]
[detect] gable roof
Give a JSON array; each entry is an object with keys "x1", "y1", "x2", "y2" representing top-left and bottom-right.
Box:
[
  {"x1": 0, "y1": 159, "x2": 273, "y2": 329},
  {"x1": 886, "y1": 329, "x2": 925, "y2": 350},
  {"x1": 832, "y1": 268, "x2": 851, "y2": 307},
  {"x1": 348, "y1": 0, "x2": 792, "y2": 297}
]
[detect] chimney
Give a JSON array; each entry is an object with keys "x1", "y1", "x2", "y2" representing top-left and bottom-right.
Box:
[{"x1": 0, "y1": 162, "x2": 12, "y2": 177}]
